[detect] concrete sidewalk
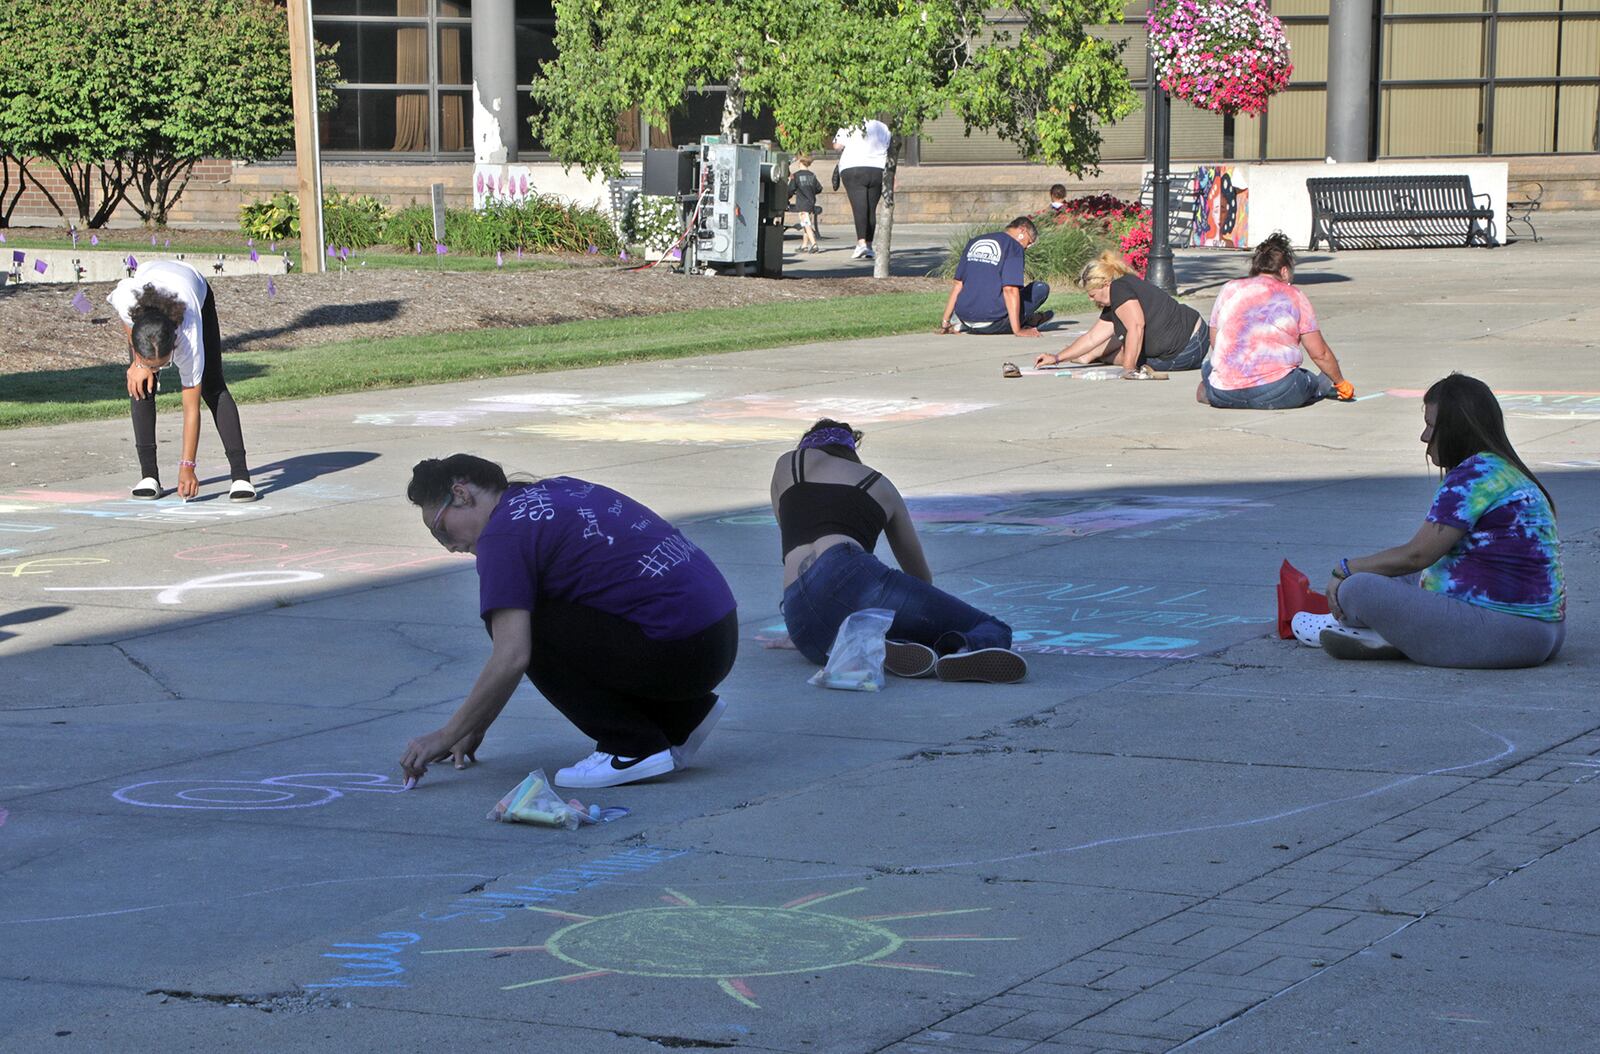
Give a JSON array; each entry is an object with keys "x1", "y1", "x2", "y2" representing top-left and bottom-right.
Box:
[{"x1": 0, "y1": 214, "x2": 1595, "y2": 1053}]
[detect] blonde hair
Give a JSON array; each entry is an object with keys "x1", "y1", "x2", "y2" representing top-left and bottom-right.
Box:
[{"x1": 1076, "y1": 251, "x2": 1135, "y2": 292}]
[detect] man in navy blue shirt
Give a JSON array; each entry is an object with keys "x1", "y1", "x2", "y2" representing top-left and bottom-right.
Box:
[{"x1": 937, "y1": 217, "x2": 1052, "y2": 337}]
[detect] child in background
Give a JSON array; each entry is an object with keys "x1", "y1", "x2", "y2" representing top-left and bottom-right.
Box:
[
  {"x1": 1046, "y1": 183, "x2": 1068, "y2": 215},
  {"x1": 788, "y1": 154, "x2": 823, "y2": 254}
]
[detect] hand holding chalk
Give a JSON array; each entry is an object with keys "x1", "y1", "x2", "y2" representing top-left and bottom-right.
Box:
[{"x1": 402, "y1": 777, "x2": 417, "y2": 791}]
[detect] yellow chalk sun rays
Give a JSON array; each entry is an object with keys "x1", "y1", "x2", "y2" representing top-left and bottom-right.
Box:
[{"x1": 424, "y1": 886, "x2": 1016, "y2": 1009}]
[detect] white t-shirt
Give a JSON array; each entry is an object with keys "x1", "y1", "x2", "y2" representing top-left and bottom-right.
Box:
[
  {"x1": 834, "y1": 120, "x2": 890, "y2": 171},
  {"x1": 107, "y1": 260, "x2": 209, "y2": 387}
]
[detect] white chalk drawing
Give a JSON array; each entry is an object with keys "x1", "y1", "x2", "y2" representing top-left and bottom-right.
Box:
[
  {"x1": 354, "y1": 391, "x2": 707, "y2": 429},
  {"x1": 1380, "y1": 389, "x2": 1600, "y2": 420},
  {"x1": 114, "y1": 772, "x2": 408, "y2": 811},
  {"x1": 0, "y1": 521, "x2": 53, "y2": 534},
  {"x1": 46, "y1": 569, "x2": 323, "y2": 604}
]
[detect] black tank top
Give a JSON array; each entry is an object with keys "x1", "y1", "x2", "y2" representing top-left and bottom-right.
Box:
[{"x1": 777, "y1": 450, "x2": 888, "y2": 557}]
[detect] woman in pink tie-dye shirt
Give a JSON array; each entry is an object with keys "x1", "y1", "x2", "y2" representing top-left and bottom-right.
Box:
[{"x1": 1199, "y1": 233, "x2": 1354, "y2": 410}]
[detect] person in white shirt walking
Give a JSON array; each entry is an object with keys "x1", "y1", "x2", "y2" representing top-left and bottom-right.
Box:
[
  {"x1": 832, "y1": 119, "x2": 890, "y2": 261},
  {"x1": 107, "y1": 260, "x2": 256, "y2": 502}
]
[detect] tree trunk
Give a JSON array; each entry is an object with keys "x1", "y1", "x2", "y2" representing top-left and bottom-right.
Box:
[
  {"x1": 720, "y1": 62, "x2": 744, "y2": 140},
  {"x1": 53, "y1": 158, "x2": 131, "y2": 228},
  {"x1": 872, "y1": 133, "x2": 900, "y2": 279},
  {"x1": 129, "y1": 155, "x2": 197, "y2": 228}
]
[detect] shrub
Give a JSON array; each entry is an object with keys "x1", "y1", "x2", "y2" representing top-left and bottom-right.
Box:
[
  {"x1": 933, "y1": 217, "x2": 1115, "y2": 286},
  {"x1": 238, "y1": 189, "x2": 388, "y2": 249},
  {"x1": 382, "y1": 195, "x2": 622, "y2": 255},
  {"x1": 622, "y1": 195, "x2": 681, "y2": 254}
]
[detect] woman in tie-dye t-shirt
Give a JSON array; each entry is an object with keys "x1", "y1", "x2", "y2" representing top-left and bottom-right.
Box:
[
  {"x1": 1200, "y1": 234, "x2": 1355, "y2": 410},
  {"x1": 1296, "y1": 374, "x2": 1565, "y2": 668}
]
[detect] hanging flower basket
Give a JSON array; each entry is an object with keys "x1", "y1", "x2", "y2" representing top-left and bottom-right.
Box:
[{"x1": 1146, "y1": 0, "x2": 1293, "y2": 117}]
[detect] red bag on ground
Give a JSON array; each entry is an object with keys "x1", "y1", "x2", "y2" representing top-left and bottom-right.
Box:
[{"x1": 1276, "y1": 559, "x2": 1330, "y2": 639}]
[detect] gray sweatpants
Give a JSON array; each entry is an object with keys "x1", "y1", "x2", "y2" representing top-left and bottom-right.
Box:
[{"x1": 1339, "y1": 572, "x2": 1565, "y2": 669}]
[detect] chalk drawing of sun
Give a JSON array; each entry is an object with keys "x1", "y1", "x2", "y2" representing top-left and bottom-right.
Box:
[{"x1": 425, "y1": 886, "x2": 1014, "y2": 1009}]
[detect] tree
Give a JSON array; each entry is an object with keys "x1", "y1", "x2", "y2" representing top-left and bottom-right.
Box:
[
  {"x1": 530, "y1": 0, "x2": 790, "y2": 179},
  {"x1": 772, "y1": 0, "x2": 1139, "y2": 277},
  {"x1": 0, "y1": 0, "x2": 337, "y2": 229}
]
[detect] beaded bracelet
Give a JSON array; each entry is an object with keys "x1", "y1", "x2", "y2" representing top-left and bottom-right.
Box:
[{"x1": 178, "y1": 459, "x2": 197, "y2": 468}]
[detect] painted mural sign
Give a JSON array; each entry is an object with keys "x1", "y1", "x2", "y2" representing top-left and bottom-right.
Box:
[{"x1": 1190, "y1": 166, "x2": 1248, "y2": 249}]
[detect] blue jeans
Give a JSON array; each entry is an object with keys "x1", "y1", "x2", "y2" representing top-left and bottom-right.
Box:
[
  {"x1": 1202, "y1": 359, "x2": 1334, "y2": 409},
  {"x1": 1146, "y1": 319, "x2": 1209, "y2": 372},
  {"x1": 781, "y1": 544, "x2": 1013, "y2": 665},
  {"x1": 961, "y1": 282, "x2": 1051, "y2": 334}
]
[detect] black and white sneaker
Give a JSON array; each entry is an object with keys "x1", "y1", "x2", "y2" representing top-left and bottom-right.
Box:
[
  {"x1": 131, "y1": 477, "x2": 161, "y2": 500},
  {"x1": 934, "y1": 648, "x2": 1028, "y2": 684},
  {"x1": 229, "y1": 479, "x2": 258, "y2": 502},
  {"x1": 554, "y1": 748, "x2": 675, "y2": 789},
  {"x1": 671, "y1": 698, "x2": 725, "y2": 769},
  {"x1": 884, "y1": 640, "x2": 937, "y2": 678}
]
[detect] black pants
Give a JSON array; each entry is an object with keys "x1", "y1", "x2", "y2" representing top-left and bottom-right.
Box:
[
  {"x1": 840, "y1": 166, "x2": 884, "y2": 244},
  {"x1": 130, "y1": 288, "x2": 250, "y2": 482},
  {"x1": 524, "y1": 603, "x2": 739, "y2": 758}
]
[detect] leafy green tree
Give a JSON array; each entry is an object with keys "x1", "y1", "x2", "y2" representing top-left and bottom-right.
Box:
[
  {"x1": 773, "y1": 0, "x2": 1139, "y2": 277},
  {"x1": 0, "y1": 0, "x2": 337, "y2": 229},
  {"x1": 530, "y1": 0, "x2": 789, "y2": 179}
]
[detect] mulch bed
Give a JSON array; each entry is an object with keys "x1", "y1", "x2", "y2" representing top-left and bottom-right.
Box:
[{"x1": 0, "y1": 253, "x2": 945, "y2": 374}]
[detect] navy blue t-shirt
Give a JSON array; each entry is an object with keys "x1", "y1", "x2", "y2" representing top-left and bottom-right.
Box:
[{"x1": 953, "y1": 231, "x2": 1026, "y2": 323}]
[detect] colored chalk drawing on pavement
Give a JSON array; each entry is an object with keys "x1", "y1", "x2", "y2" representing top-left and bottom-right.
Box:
[
  {"x1": 0, "y1": 557, "x2": 109, "y2": 577},
  {"x1": 114, "y1": 772, "x2": 408, "y2": 810},
  {"x1": 352, "y1": 389, "x2": 994, "y2": 444},
  {"x1": 1378, "y1": 389, "x2": 1600, "y2": 420},
  {"x1": 173, "y1": 540, "x2": 462, "y2": 575},
  {"x1": 713, "y1": 493, "x2": 1269, "y2": 540},
  {"x1": 47, "y1": 569, "x2": 324, "y2": 604},
  {"x1": 424, "y1": 886, "x2": 1012, "y2": 1009}
]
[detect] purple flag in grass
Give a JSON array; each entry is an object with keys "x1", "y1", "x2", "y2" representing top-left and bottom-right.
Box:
[
  {"x1": 326, "y1": 243, "x2": 335, "y2": 258},
  {"x1": 249, "y1": 249, "x2": 259, "y2": 263},
  {"x1": 246, "y1": 238, "x2": 254, "y2": 248},
  {"x1": 619, "y1": 249, "x2": 629, "y2": 261},
  {"x1": 586, "y1": 244, "x2": 598, "y2": 255},
  {"x1": 340, "y1": 247, "x2": 350, "y2": 260},
  {"x1": 71, "y1": 290, "x2": 92, "y2": 314},
  {"x1": 435, "y1": 243, "x2": 446, "y2": 256},
  {"x1": 269, "y1": 241, "x2": 276, "y2": 252},
  {"x1": 415, "y1": 241, "x2": 422, "y2": 254},
  {"x1": 163, "y1": 238, "x2": 170, "y2": 248},
  {"x1": 496, "y1": 251, "x2": 504, "y2": 268},
  {"x1": 127, "y1": 254, "x2": 138, "y2": 270},
  {"x1": 10, "y1": 250, "x2": 23, "y2": 264},
  {"x1": 90, "y1": 234, "x2": 99, "y2": 246},
  {"x1": 70, "y1": 228, "x2": 78, "y2": 248},
  {"x1": 266, "y1": 277, "x2": 277, "y2": 298},
  {"x1": 0, "y1": 233, "x2": 6, "y2": 243},
  {"x1": 34, "y1": 259, "x2": 47, "y2": 274},
  {"x1": 150, "y1": 234, "x2": 157, "y2": 246}
]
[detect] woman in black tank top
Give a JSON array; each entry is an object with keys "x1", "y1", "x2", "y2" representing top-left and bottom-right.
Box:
[{"x1": 770, "y1": 419, "x2": 1027, "y2": 684}]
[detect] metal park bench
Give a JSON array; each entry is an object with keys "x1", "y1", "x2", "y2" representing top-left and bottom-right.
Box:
[
  {"x1": 1306, "y1": 174, "x2": 1498, "y2": 251},
  {"x1": 1506, "y1": 180, "x2": 1544, "y2": 243}
]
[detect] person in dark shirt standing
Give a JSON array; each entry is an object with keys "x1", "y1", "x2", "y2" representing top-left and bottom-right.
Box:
[
  {"x1": 787, "y1": 154, "x2": 823, "y2": 253},
  {"x1": 937, "y1": 216, "x2": 1051, "y2": 337}
]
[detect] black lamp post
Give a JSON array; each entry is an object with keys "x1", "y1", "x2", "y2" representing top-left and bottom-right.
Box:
[{"x1": 1146, "y1": 86, "x2": 1176, "y2": 295}]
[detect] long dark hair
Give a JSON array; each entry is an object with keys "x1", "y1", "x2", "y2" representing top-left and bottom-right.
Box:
[
  {"x1": 1424, "y1": 373, "x2": 1554, "y2": 513},
  {"x1": 407, "y1": 454, "x2": 510, "y2": 509},
  {"x1": 129, "y1": 285, "x2": 186, "y2": 361}
]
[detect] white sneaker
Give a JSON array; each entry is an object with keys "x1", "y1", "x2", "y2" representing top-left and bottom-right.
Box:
[
  {"x1": 1291, "y1": 611, "x2": 1339, "y2": 647},
  {"x1": 671, "y1": 698, "x2": 725, "y2": 769},
  {"x1": 1320, "y1": 625, "x2": 1405, "y2": 661},
  {"x1": 130, "y1": 477, "x2": 161, "y2": 500},
  {"x1": 229, "y1": 479, "x2": 258, "y2": 502},
  {"x1": 554, "y1": 749, "x2": 675, "y2": 789},
  {"x1": 851, "y1": 244, "x2": 868, "y2": 259}
]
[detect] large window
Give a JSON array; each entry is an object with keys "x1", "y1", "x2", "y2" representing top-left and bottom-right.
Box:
[
  {"x1": 315, "y1": 0, "x2": 472, "y2": 155},
  {"x1": 1380, "y1": 0, "x2": 1600, "y2": 156}
]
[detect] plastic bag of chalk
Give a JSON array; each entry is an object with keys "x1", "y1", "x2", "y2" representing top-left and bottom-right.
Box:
[
  {"x1": 808, "y1": 608, "x2": 894, "y2": 692},
  {"x1": 486, "y1": 769, "x2": 581, "y2": 829}
]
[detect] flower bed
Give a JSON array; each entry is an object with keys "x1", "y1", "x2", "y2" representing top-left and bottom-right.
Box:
[{"x1": 1042, "y1": 195, "x2": 1153, "y2": 279}]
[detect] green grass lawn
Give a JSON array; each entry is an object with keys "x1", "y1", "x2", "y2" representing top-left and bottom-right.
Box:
[{"x1": 3, "y1": 290, "x2": 1084, "y2": 429}]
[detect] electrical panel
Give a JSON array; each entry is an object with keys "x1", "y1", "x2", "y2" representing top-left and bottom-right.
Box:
[{"x1": 696, "y1": 143, "x2": 761, "y2": 264}]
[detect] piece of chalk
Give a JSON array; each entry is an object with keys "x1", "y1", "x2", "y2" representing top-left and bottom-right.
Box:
[{"x1": 402, "y1": 777, "x2": 417, "y2": 790}]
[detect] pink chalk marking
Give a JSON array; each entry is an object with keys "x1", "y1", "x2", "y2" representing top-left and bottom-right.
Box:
[
  {"x1": 8, "y1": 490, "x2": 124, "y2": 504},
  {"x1": 726, "y1": 978, "x2": 758, "y2": 1001}
]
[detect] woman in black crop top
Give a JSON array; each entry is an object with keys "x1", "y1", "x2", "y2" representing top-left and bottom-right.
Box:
[{"x1": 770, "y1": 419, "x2": 1026, "y2": 683}]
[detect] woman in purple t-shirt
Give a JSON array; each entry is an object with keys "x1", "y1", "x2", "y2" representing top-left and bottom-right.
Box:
[
  {"x1": 1292, "y1": 374, "x2": 1565, "y2": 667},
  {"x1": 398, "y1": 455, "x2": 738, "y2": 790}
]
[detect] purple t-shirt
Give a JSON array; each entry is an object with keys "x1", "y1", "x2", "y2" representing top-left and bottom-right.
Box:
[{"x1": 474, "y1": 478, "x2": 736, "y2": 640}]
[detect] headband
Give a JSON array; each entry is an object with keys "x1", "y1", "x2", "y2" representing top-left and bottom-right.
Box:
[{"x1": 798, "y1": 427, "x2": 857, "y2": 451}]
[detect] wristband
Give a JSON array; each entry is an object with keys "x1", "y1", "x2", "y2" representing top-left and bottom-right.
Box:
[
  {"x1": 178, "y1": 459, "x2": 197, "y2": 468},
  {"x1": 1333, "y1": 558, "x2": 1351, "y2": 579}
]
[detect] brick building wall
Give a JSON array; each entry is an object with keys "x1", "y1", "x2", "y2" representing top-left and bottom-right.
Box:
[{"x1": 4, "y1": 157, "x2": 234, "y2": 226}]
